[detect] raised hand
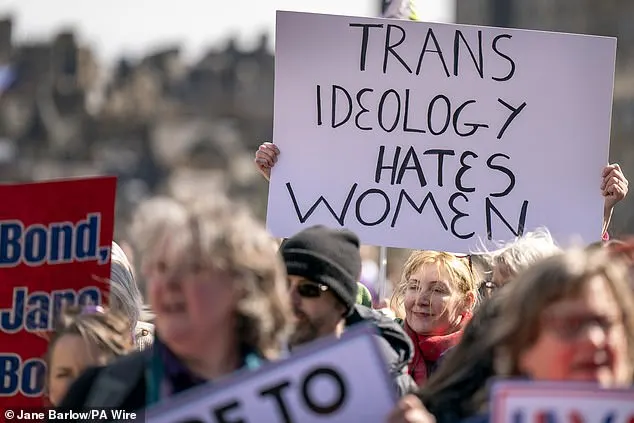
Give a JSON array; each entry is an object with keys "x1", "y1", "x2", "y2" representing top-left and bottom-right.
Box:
[
  {"x1": 254, "y1": 142, "x2": 280, "y2": 181},
  {"x1": 602, "y1": 163, "x2": 628, "y2": 210}
]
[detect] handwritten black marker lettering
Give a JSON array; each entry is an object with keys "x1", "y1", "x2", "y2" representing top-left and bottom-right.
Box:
[
  {"x1": 454, "y1": 29, "x2": 484, "y2": 78},
  {"x1": 487, "y1": 153, "x2": 515, "y2": 197},
  {"x1": 427, "y1": 95, "x2": 451, "y2": 135},
  {"x1": 491, "y1": 34, "x2": 516, "y2": 81},
  {"x1": 349, "y1": 23, "x2": 385, "y2": 71},
  {"x1": 355, "y1": 189, "x2": 391, "y2": 226},
  {"x1": 331, "y1": 85, "x2": 353, "y2": 128},
  {"x1": 416, "y1": 28, "x2": 450, "y2": 77},
  {"x1": 375, "y1": 145, "x2": 402, "y2": 185},
  {"x1": 423, "y1": 149, "x2": 455, "y2": 187},
  {"x1": 390, "y1": 190, "x2": 448, "y2": 229},
  {"x1": 449, "y1": 192, "x2": 475, "y2": 239},
  {"x1": 453, "y1": 100, "x2": 489, "y2": 137},
  {"x1": 497, "y1": 99, "x2": 527, "y2": 139},
  {"x1": 355, "y1": 88, "x2": 374, "y2": 130},
  {"x1": 378, "y1": 89, "x2": 401, "y2": 132},
  {"x1": 383, "y1": 24, "x2": 413, "y2": 74},
  {"x1": 403, "y1": 89, "x2": 426, "y2": 133},
  {"x1": 396, "y1": 146, "x2": 427, "y2": 187},
  {"x1": 455, "y1": 151, "x2": 478, "y2": 193},
  {"x1": 485, "y1": 197, "x2": 529, "y2": 240},
  {"x1": 286, "y1": 182, "x2": 357, "y2": 226}
]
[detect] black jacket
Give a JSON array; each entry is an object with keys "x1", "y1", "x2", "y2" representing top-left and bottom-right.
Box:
[
  {"x1": 345, "y1": 304, "x2": 417, "y2": 396},
  {"x1": 56, "y1": 350, "x2": 149, "y2": 416}
]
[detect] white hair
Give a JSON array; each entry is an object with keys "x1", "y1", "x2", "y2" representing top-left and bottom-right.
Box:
[
  {"x1": 482, "y1": 227, "x2": 562, "y2": 278},
  {"x1": 109, "y1": 241, "x2": 144, "y2": 328}
]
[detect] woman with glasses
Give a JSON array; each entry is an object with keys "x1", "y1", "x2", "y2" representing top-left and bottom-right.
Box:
[
  {"x1": 387, "y1": 247, "x2": 634, "y2": 423},
  {"x1": 55, "y1": 193, "x2": 293, "y2": 414},
  {"x1": 389, "y1": 250, "x2": 479, "y2": 386},
  {"x1": 45, "y1": 306, "x2": 134, "y2": 406}
]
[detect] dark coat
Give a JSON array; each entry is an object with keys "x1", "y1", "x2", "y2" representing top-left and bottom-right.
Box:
[{"x1": 346, "y1": 304, "x2": 417, "y2": 396}]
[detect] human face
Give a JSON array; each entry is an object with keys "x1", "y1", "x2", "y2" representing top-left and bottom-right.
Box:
[
  {"x1": 518, "y1": 276, "x2": 631, "y2": 386},
  {"x1": 480, "y1": 263, "x2": 512, "y2": 298},
  {"x1": 47, "y1": 334, "x2": 105, "y2": 406},
  {"x1": 404, "y1": 264, "x2": 471, "y2": 336},
  {"x1": 288, "y1": 275, "x2": 345, "y2": 348},
  {"x1": 145, "y1": 236, "x2": 238, "y2": 358}
]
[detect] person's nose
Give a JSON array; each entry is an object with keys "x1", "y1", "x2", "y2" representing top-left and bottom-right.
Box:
[
  {"x1": 414, "y1": 288, "x2": 431, "y2": 305},
  {"x1": 158, "y1": 266, "x2": 181, "y2": 291},
  {"x1": 288, "y1": 281, "x2": 301, "y2": 307}
]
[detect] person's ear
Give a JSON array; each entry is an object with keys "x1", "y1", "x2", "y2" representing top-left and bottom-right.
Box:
[
  {"x1": 462, "y1": 291, "x2": 476, "y2": 313},
  {"x1": 333, "y1": 300, "x2": 347, "y2": 318}
]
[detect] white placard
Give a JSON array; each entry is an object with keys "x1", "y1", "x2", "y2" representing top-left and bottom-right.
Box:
[
  {"x1": 267, "y1": 11, "x2": 617, "y2": 252},
  {"x1": 491, "y1": 380, "x2": 634, "y2": 423},
  {"x1": 144, "y1": 325, "x2": 396, "y2": 423}
]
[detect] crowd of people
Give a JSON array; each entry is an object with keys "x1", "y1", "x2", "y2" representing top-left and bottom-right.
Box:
[{"x1": 37, "y1": 140, "x2": 633, "y2": 423}]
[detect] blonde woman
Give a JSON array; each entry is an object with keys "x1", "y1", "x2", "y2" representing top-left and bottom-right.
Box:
[
  {"x1": 387, "y1": 247, "x2": 634, "y2": 423},
  {"x1": 390, "y1": 251, "x2": 478, "y2": 386},
  {"x1": 55, "y1": 192, "x2": 293, "y2": 413}
]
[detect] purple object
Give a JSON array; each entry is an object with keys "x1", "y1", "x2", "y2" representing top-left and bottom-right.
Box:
[{"x1": 80, "y1": 305, "x2": 105, "y2": 315}]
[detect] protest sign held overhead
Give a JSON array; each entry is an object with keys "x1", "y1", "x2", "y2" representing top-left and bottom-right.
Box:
[
  {"x1": 144, "y1": 325, "x2": 396, "y2": 423},
  {"x1": 491, "y1": 381, "x2": 634, "y2": 423},
  {"x1": 0, "y1": 177, "x2": 116, "y2": 408},
  {"x1": 267, "y1": 11, "x2": 617, "y2": 252}
]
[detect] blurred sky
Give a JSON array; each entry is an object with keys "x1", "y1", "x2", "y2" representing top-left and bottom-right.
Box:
[{"x1": 0, "y1": 0, "x2": 454, "y2": 63}]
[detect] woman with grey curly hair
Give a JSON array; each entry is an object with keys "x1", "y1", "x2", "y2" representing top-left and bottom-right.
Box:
[
  {"x1": 56, "y1": 191, "x2": 293, "y2": 412},
  {"x1": 479, "y1": 227, "x2": 562, "y2": 297}
]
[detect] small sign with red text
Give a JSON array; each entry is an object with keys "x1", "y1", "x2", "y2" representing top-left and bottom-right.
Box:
[{"x1": 491, "y1": 380, "x2": 634, "y2": 423}]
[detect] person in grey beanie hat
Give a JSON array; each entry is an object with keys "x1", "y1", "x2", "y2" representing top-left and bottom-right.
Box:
[{"x1": 282, "y1": 225, "x2": 361, "y2": 347}]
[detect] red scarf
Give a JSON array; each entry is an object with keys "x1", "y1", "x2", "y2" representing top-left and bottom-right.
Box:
[{"x1": 404, "y1": 312, "x2": 472, "y2": 386}]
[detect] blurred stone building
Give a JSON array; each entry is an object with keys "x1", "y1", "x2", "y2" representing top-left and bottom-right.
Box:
[
  {"x1": 457, "y1": 0, "x2": 634, "y2": 234},
  {"x1": 0, "y1": 15, "x2": 274, "y2": 239}
]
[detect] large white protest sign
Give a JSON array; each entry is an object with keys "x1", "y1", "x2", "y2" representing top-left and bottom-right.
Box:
[
  {"x1": 267, "y1": 11, "x2": 617, "y2": 252},
  {"x1": 144, "y1": 325, "x2": 396, "y2": 423},
  {"x1": 491, "y1": 381, "x2": 634, "y2": 423}
]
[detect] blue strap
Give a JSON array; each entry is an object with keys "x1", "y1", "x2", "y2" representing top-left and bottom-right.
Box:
[
  {"x1": 244, "y1": 352, "x2": 262, "y2": 371},
  {"x1": 145, "y1": 348, "x2": 163, "y2": 407},
  {"x1": 145, "y1": 349, "x2": 262, "y2": 406}
]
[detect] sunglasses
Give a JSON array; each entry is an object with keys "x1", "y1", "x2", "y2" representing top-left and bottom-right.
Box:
[{"x1": 294, "y1": 281, "x2": 330, "y2": 298}]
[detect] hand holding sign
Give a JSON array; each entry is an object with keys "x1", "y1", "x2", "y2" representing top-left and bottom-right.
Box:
[
  {"x1": 602, "y1": 163, "x2": 629, "y2": 210},
  {"x1": 268, "y1": 11, "x2": 616, "y2": 252},
  {"x1": 254, "y1": 142, "x2": 280, "y2": 181}
]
